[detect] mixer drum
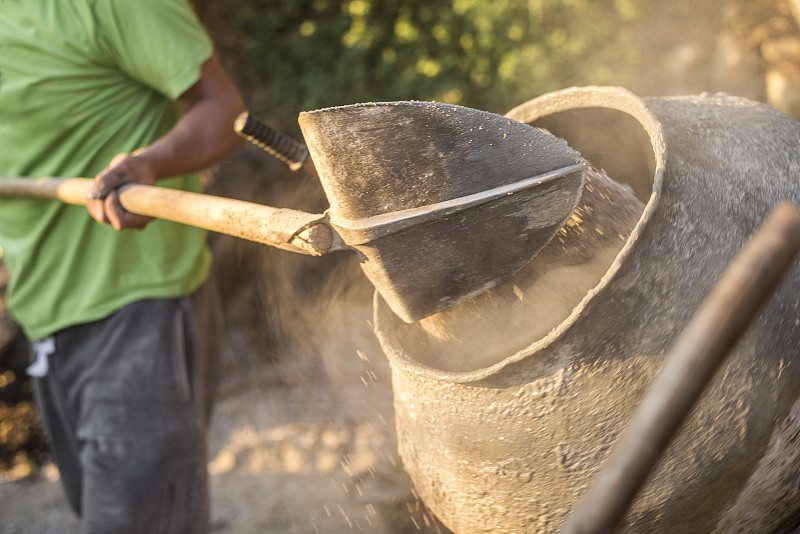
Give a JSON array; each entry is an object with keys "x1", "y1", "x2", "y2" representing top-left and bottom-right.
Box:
[{"x1": 374, "y1": 87, "x2": 800, "y2": 533}]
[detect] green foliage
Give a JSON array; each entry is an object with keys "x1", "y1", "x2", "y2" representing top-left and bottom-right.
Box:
[{"x1": 232, "y1": 0, "x2": 650, "y2": 124}]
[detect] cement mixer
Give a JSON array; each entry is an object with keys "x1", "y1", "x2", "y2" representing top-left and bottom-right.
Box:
[{"x1": 373, "y1": 87, "x2": 800, "y2": 533}]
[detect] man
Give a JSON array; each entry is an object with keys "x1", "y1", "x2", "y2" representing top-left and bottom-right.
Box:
[{"x1": 0, "y1": 0, "x2": 246, "y2": 531}]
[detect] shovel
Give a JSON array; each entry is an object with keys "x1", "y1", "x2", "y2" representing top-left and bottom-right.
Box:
[{"x1": 0, "y1": 101, "x2": 586, "y2": 322}]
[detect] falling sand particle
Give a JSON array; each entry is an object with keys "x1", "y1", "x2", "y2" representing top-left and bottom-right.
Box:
[{"x1": 386, "y1": 166, "x2": 644, "y2": 372}]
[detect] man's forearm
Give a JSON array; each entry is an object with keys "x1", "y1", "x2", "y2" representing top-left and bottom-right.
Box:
[
  {"x1": 86, "y1": 54, "x2": 246, "y2": 229},
  {"x1": 134, "y1": 54, "x2": 247, "y2": 181}
]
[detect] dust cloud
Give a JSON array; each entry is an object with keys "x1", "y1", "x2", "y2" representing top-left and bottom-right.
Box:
[{"x1": 385, "y1": 166, "x2": 645, "y2": 373}]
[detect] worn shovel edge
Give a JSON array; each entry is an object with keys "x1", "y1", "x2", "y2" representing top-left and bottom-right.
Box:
[{"x1": 330, "y1": 162, "x2": 586, "y2": 245}]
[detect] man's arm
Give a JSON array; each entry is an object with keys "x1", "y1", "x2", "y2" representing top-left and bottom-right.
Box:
[{"x1": 86, "y1": 53, "x2": 247, "y2": 230}]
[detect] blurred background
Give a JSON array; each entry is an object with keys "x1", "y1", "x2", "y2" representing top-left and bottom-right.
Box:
[{"x1": 2, "y1": 0, "x2": 800, "y2": 532}]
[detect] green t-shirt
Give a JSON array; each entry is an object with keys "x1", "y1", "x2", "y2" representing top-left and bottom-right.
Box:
[{"x1": 0, "y1": 0, "x2": 214, "y2": 340}]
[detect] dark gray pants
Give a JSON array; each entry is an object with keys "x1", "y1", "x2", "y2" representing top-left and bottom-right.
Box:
[{"x1": 31, "y1": 284, "x2": 220, "y2": 534}]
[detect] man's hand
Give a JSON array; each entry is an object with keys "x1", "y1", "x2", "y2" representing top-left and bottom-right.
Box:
[
  {"x1": 86, "y1": 153, "x2": 156, "y2": 230},
  {"x1": 85, "y1": 54, "x2": 245, "y2": 231}
]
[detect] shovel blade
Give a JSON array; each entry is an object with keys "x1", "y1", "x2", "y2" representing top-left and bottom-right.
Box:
[{"x1": 299, "y1": 101, "x2": 585, "y2": 322}]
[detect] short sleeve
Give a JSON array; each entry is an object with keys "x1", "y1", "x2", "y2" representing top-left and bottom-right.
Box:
[{"x1": 91, "y1": 0, "x2": 214, "y2": 99}]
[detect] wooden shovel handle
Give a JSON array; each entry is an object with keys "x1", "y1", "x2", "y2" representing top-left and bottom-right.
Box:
[
  {"x1": 561, "y1": 201, "x2": 800, "y2": 534},
  {"x1": 0, "y1": 177, "x2": 334, "y2": 256}
]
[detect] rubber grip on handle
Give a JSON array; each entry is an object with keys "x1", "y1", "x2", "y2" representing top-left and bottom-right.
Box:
[{"x1": 235, "y1": 112, "x2": 309, "y2": 171}]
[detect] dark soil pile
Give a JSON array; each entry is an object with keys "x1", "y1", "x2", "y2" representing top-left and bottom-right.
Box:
[{"x1": 0, "y1": 263, "x2": 49, "y2": 480}]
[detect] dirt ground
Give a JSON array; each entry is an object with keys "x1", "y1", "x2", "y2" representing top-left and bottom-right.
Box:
[
  {"x1": 0, "y1": 282, "x2": 448, "y2": 533},
  {"x1": 2, "y1": 1, "x2": 800, "y2": 533}
]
